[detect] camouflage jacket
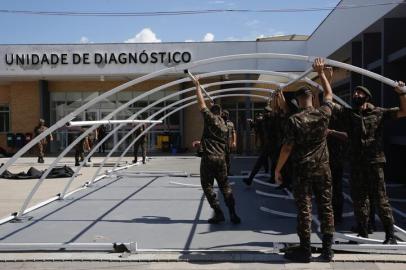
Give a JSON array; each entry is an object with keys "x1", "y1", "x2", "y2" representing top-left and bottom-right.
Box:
[
  {"x1": 225, "y1": 120, "x2": 235, "y2": 148},
  {"x1": 333, "y1": 103, "x2": 398, "y2": 163},
  {"x1": 201, "y1": 108, "x2": 228, "y2": 157},
  {"x1": 283, "y1": 101, "x2": 333, "y2": 169}
]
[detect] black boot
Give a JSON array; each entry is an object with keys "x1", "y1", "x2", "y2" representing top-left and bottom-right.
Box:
[
  {"x1": 228, "y1": 207, "x2": 241, "y2": 224},
  {"x1": 383, "y1": 226, "x2": 397, "y2": 245},
  {"x1": 358, "y1": 224, "x2": 369, "y2": 238},
  {"x1": 317, "y1": 234, "x2": 334, "y2": 262},
  {"x1": 38, "y1": 157, "x2": 41, "y2": 163},
  {"x1": 243, "y1": 177, "x2": 253, "y2": 186},
  {"x1": 208, "y1": 207, "x2": 225, "y2": 224},
  {"x1": 284, "y1": 238, "x2": 311, "y2": 263}
]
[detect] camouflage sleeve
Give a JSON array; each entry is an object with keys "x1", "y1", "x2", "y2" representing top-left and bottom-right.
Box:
[
  {"x1": 318, "y1": 100, "x2": 334, "y2": 117},
  {"x1": 282, "y1": 117, "x2": 296, "y2": 146},
  {"x1": 201, "y1": 107, "x2": 215, "y2": 125},
  {"x1": 381, "y1": 107, "x2": 399, "y2": 121}
]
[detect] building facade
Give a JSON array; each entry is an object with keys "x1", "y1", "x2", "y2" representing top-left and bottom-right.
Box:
[{"x1": 0, "y1": 0, "x2": 405, "y2": 182}]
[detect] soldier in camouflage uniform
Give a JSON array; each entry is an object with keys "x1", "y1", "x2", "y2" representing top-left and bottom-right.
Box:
[
  {"x1": 74, "y1": 127, "x2": 89, "y2": 166},
  {"x1": 222, "y1": 110, "x2": 237, "y2": 175},
  {"x1": 325, "y1": 67, "x2": 348, "y2": 225},
  {"x1": 333, "y1": 82, "x2": 406, "y2": 244},
  {"x1": 275, "y1": 58, "x2": 335, "y2": 262},
  {"x1": 191, "y1": 75, "x2": 241, "y2": 225},
  {"x1": 243, "y1": 108, "x2": 272, "y2": 185},
  {"x1": 34, "y1": 119, "x2": 53, "y2": 163},
  {"x1": 133, "y1": 120, "x2": 147, "y2": 164},
  {"x1": 326, "y1": 125, "x2": 348, "y2": 225}
]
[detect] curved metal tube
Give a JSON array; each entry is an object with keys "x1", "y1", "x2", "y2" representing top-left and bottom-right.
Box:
[
  {"x1": 62, "y1": 70, "x2": 352, "y2": 198},
  {"x1": 59, "y1": 69, "x2": 329, "y2": 198},
  {"x1": 107, "y1": 92, "x2": 269, "y2": 176},
  {"x1": 4, "y1": 52, "x2": 403, "y2": 178},
  {"x1": 61, "y1": 93, "x2": 268, "y2": 199},
  {"x1": 93, "y1": 87, "x2": 274, "y2": 182},
  {"x1": 60, "y1": 82, "x2": 281, "y2": 197},
  {"x1": 11, "y1": 52, "x2": 405, "y2": 217},
  {"x1": 19, "y1": 70, "x2": 310, "y2": 214}
]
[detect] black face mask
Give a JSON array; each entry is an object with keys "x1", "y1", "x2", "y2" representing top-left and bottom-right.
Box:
[{"x1": 352, "y1": 96, "x2": 367, "y2": 107}]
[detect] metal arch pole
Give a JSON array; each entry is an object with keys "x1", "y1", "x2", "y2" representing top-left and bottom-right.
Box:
[
  {"x1": 13, "y1": 53, "x2": 399, "y2": 216},
  {"x1": 109, "y1": 93, "x2": 269, "y2": 176},
  {"x1": 62, "y1": 72, "x2": 351, "y2": 198},
  {"x1": 15, "y1": 77, "x2": 265, "y2": 214},
  {"x1": 68, "y1": 119, "x2": 163, "y2": 126},
  {"x1": 59, "y1": 69, "x2": 324, "y2": 198},
  {"x1": 2, "y1": 52, "x2": 405, "y2": 177},
  {"x1": 325, "y1": 59, "x2": 406, "y2": 92},
  {"x1": 19, "y1": 73, "x2": 344, "y2": 216},
  {"x1": 102, "y1": 87, "x2": 273, "y2": 175},
  {"x1": 0, "y1": 67, "x2": 175, "y2": 177},
  {"x1": 16, "y1": 68, "x2": 316, "y2": 210},
  {"x1": 0, "y1": 53, "x2": 311, "y2": 177},
  {"x1": 280, "y1": 67, "x2": 315, "y2": 90},
  {"x1": 90, "y1": 87, "x2": 274, "y2": 185},
  {"x1": 61, "y1": 80, "x2": 285, "y2": 198}
]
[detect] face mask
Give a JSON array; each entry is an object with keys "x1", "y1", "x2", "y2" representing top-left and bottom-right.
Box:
[{"x1": 352, "y1": 96, "x2": 367, "y2": 107}]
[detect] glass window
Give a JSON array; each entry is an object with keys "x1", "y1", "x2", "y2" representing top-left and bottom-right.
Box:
[
  {"x1": 0, "y1": 104, "x2": 10, "y2": 133},
  {"x1": 117, "y1": 91, "x2": 132, "y2": 103}
]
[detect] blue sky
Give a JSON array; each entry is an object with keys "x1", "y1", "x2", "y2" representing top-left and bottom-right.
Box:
[{"x1": 0, "y1": 0, "x2": 341, "y2": 44}]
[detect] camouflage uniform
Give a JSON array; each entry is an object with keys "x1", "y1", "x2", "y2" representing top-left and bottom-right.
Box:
[
  {"x1": 34, "y1": 125, "x2": 48, "y2": 159},
  {"x1": 224, "y1": 120, "x2": 236, "y2": 175},
  {"x1": 327, "y1": 116, "x2": 347, "y2": 223},
  {"x1": 273, "y1": 112, "x2": 293, "y2": 186},
  {"x1": 75, "y1": 129, "x2": 87, "y2": 166},
  {"x1": 283, "y1": 101, "x2": 335, "y2": 241},
  {"x1": 334, "y1": 103, "x2": 397, "y2": 235},
  {"x1": 133, "y1": 124, "x2": 147, "y2": 163},
  {"x1": 245, "y1": 115, "x2": 270, "y2": 183},
  {"x1": 200, "y1": 108, "x2": 236, "y2": 210}
]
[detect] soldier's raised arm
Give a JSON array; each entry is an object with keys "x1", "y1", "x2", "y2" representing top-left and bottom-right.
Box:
[
  {"x1": 313, "y1": 58, "x2": 333, "y2": 103},
  {"x1": 191, "y1": 75, "x2": 207, "y2": 111},
  {"x1": 394, "y1": 81, "x2": 406, "y2": 118}
]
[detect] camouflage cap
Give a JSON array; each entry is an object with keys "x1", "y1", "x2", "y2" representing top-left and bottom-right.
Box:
[
  {"x1": 294, "y1": 86, "x2": 312, "y2": 98},
  {"x1": 355, "y1": 86, "x2": 372, "y2": 99}
]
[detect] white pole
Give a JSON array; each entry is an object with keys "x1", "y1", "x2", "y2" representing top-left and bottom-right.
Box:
[
  {"x1": 185, "y1": 69, "x2": 214, "y2": 103},
  {"x1": 68, "y1": 119, "x2": 162, "y2": 126},
  {"x1": 2, "y1": 52, "x2": 403, "y2": 178},
  {"x1": 58, "y1": 73, "x2": 301, "y2": 198},
  {"x1": 59, "y1": 71, "x2": 324, "y2": 198},
  {"x1": 280, "y1": 67, "x2": 315, "y2": 90},
  {"x1": 89, "y1": 88, "x2": 273, "y2": 184}
]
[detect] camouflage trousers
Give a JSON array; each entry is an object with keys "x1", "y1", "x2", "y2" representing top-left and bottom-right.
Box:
[
  {"x1": 134, "y1": 140, "x2": 146, "y2": 162},
  {"x1": 200, "y1": 155, "x2": 235, "y2": 209},
  {"x1": 350, "y1": 162, "x2": 394, "y2": 230},
  {"x1": 225, "y1": 146, "x2": 233, "y2": 175},
  {"x1": 331, "y1": 161, "x2": 344, "y2": 222},
  {"x1": 293, "y1": 163, "x2": 335, "y2": 240},
  {"x1": 36, "y1": 142, "x2": 47, "y2": 158}
]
